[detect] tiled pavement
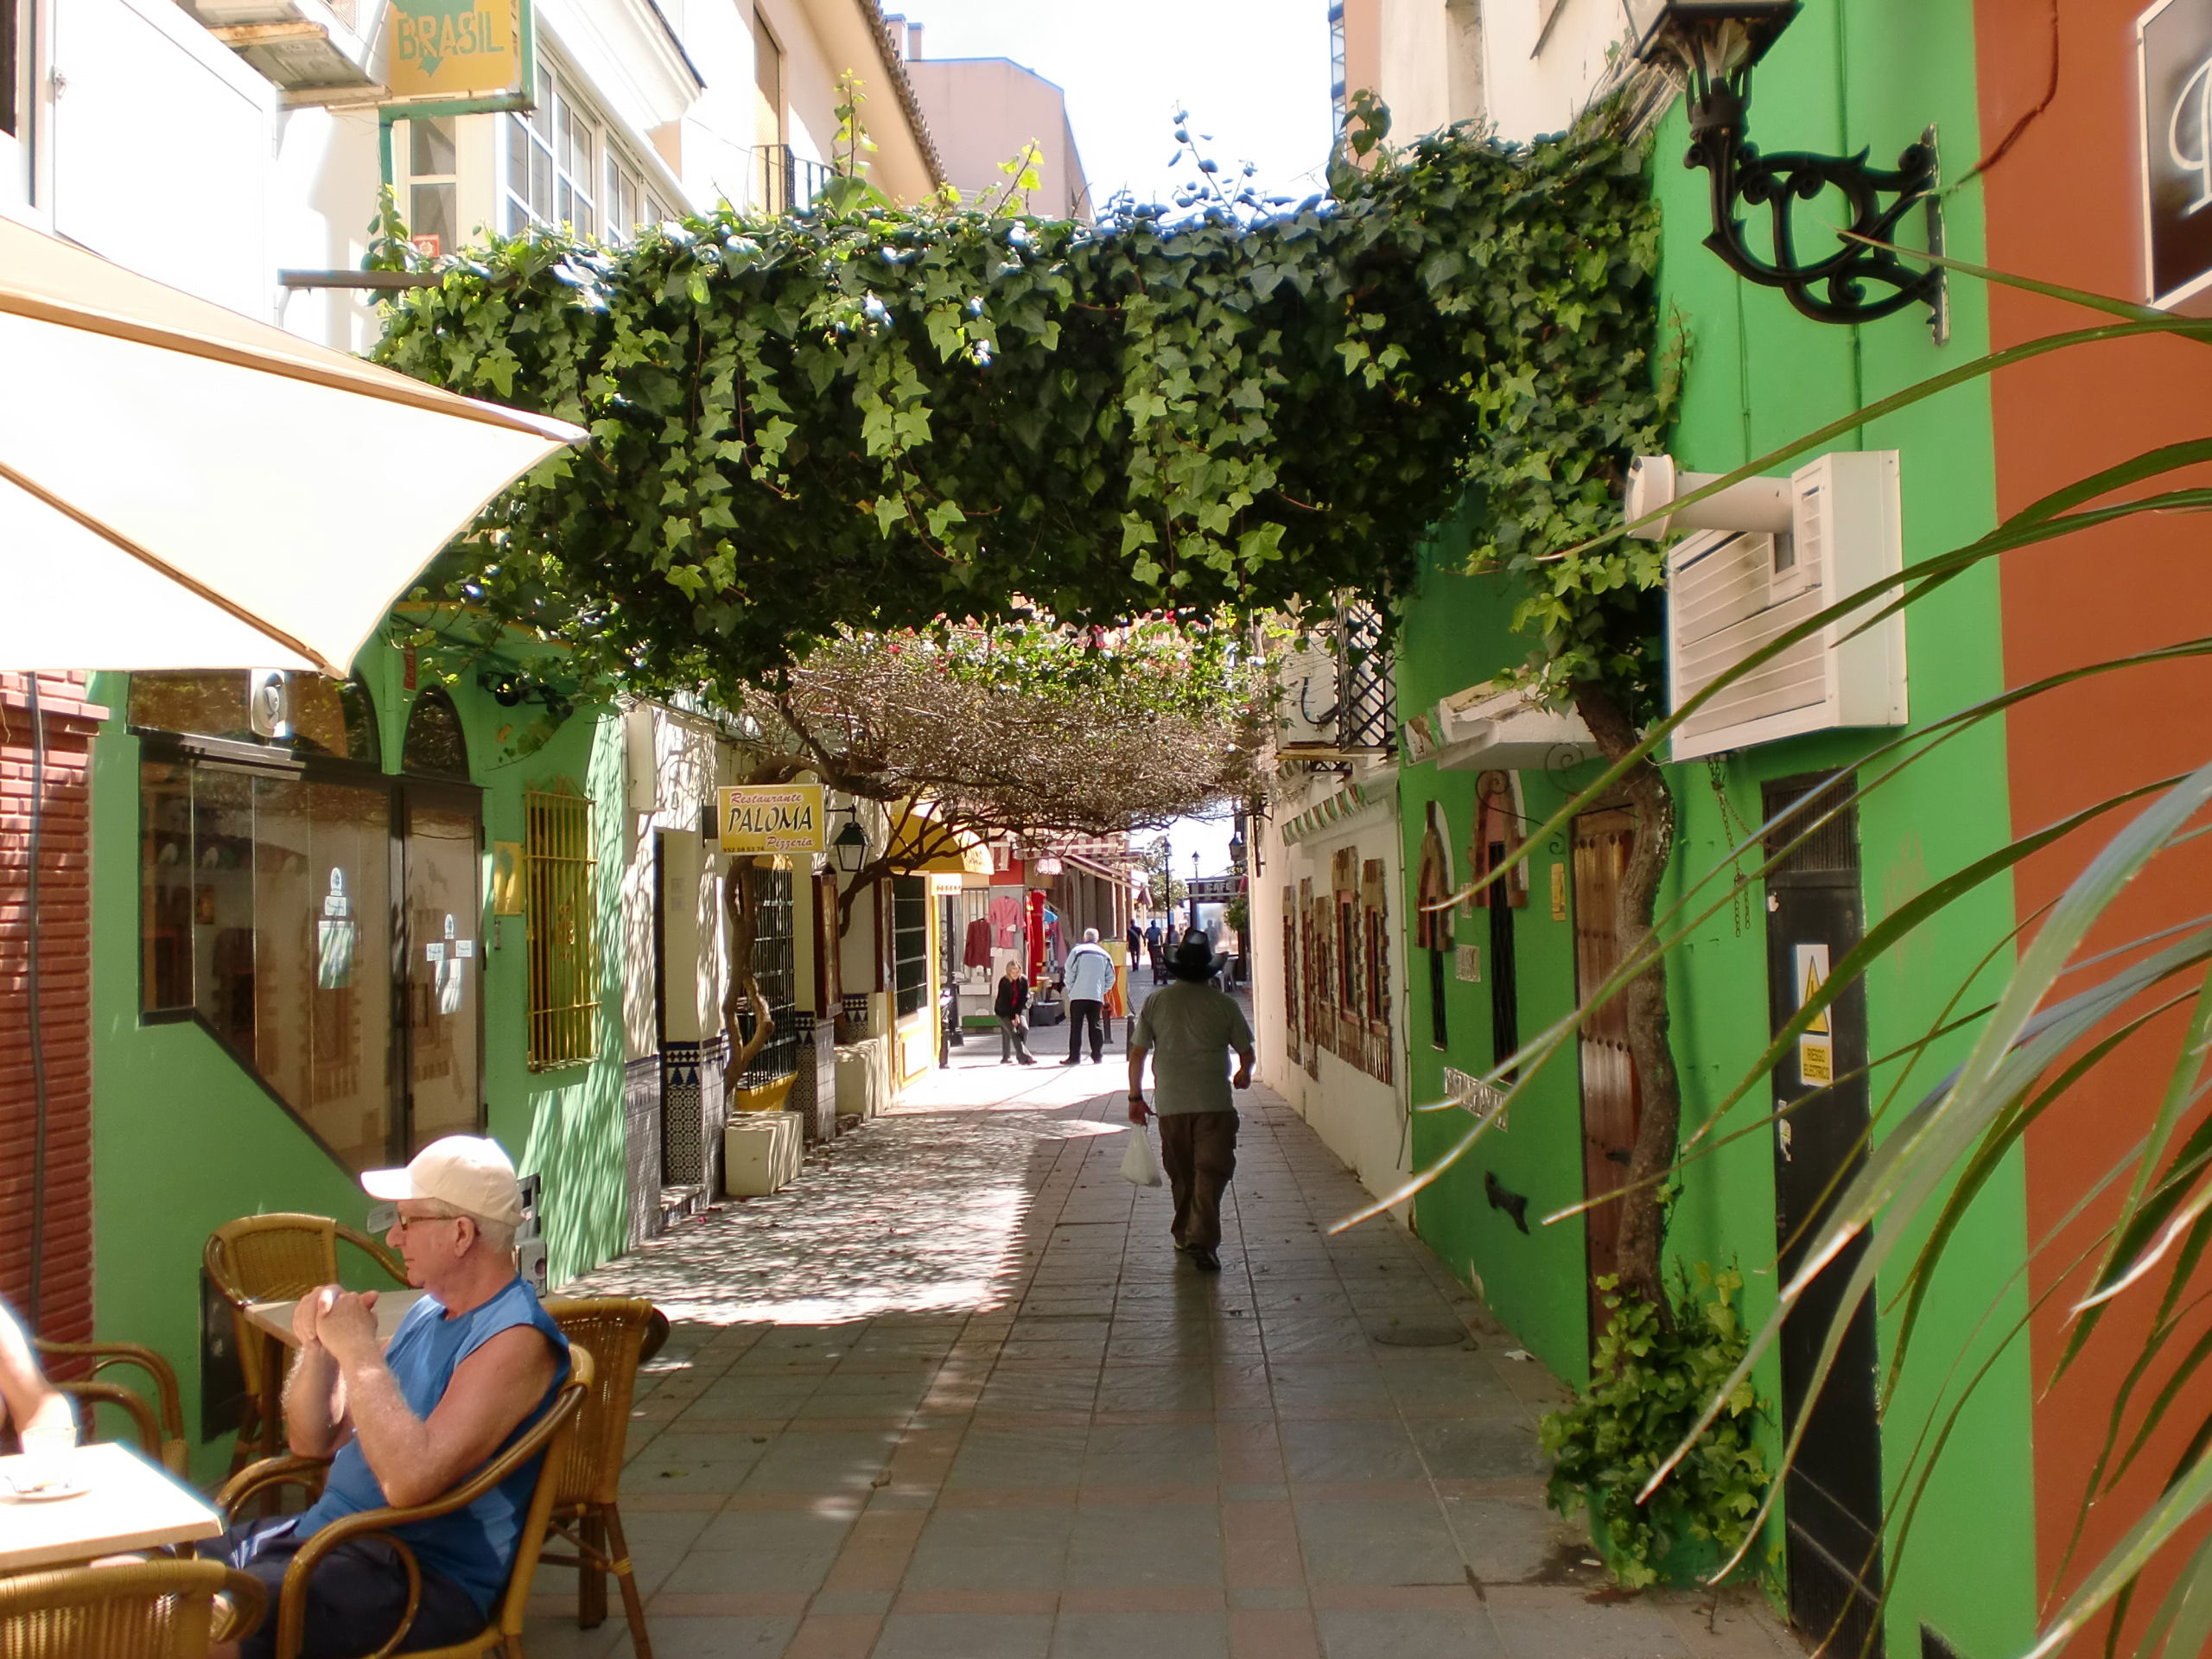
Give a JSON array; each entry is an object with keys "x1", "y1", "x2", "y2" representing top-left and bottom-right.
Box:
[{"x1": 537, "y1": 1024, "x2": 1802, "y2": 1659}]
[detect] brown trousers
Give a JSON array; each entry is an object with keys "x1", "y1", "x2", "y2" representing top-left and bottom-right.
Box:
[{"x1": 1157, "y1": 1110, "x2": 1239, "y2": 1251}]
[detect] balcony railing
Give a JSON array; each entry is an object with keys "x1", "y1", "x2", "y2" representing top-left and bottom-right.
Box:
[{"x1": 756, "y1": 145, "x2": 836, "y2": 216}]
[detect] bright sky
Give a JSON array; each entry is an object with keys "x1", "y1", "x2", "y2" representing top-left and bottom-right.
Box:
[{"x1": 893, "y1": 1, "x2": 1338, "y2": 212}]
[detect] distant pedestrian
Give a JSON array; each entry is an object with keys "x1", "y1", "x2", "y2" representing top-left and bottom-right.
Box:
[
  {"x1": 1127, "y1": 932, "x2": 1255, "y2": 1272},
  {"x1": 994, "y1": 969, "x2": 1035, "y2": 1065},
  {"x1": 1059, "y1": 927, "x2": 1116, "y2": 1065},
  {"x1": 1127, "y1": 919, "x2": 1144, "y2": 963},
  {"x1": 1144, "y1": 918, "x2": 1166, "y2": 984}
]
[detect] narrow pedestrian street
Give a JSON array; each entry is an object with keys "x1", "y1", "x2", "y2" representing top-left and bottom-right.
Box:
[{"x1": 536, "y1": 996, "x2": 1801, "y2": 1659}]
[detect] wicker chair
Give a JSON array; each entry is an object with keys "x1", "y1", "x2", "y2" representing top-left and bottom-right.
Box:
[
  {"x1": 0, "y1": 1558, "x2": 266, "y2": 1658},
  {"x1": 539, "y1": 1298, "x2": 670, "y2": 1657},
  {"x1": 218, "y1": 1347, "x2": 593, "y2": 1659},
  {"x1": 33, "y1": 1338, "x2": 189, "y2": 1477},
  {"x1": 203, "y1": 1213, "x2": 408, "y2": 1474}
]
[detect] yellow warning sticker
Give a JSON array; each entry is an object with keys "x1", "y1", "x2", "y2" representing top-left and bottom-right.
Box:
[{"x1": 1795, "y1": 943, "x2": 1833, "y2": 1086}]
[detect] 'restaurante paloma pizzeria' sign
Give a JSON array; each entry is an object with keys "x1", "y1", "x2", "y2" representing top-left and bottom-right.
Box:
[{"x1": 718, "y1": 785, "x2": 828, "y2": 855}]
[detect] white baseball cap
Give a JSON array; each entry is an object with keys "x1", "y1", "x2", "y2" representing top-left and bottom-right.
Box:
[{"x1": 361, "y1": 1135, "x2": 524, "y2": 1229}]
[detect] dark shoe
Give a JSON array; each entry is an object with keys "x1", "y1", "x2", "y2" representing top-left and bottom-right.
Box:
[
  {"x1": 1191, "y1": 1248, "x2": 1221, "y2": 1272},
  {"x1": 1061, "y1": 1057, "x2": 1080, "y2": 1065},
  {"x1": 1019, "y1": 1055, "x2": 1036, "y2": 1065}
]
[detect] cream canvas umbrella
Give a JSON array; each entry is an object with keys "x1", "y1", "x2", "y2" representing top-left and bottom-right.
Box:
[{"x1": 0, "y1": 213, "x2": 583, "y2": 675}]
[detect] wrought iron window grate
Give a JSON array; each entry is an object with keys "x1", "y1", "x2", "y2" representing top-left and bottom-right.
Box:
[
  {"x1": 524, "y1": 780, "x2": 597, "y2": 1070},
  {"x1": 1336, "y1": 601, "x2": 1395, "y2": 754}
]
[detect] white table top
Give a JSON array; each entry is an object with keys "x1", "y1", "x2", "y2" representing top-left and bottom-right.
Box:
[
  {"x1": 245, "y1": 1287, "x2": 427, "y2": 1348},
  {"x1": 0, "y1": 1441, "x2": 222, "y2": 1571}
]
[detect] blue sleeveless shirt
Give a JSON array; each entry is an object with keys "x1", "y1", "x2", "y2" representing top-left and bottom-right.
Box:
[{"x1": 300, "y1": 1278, "x2": 569, "y2": 1614}]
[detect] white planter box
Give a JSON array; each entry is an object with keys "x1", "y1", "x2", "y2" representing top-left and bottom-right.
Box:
[{"x1": 722, "y1": 1113, "x2": 802, "y2": 1198}]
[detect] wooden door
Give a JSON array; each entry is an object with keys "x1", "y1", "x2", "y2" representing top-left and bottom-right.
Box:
[{"x1": 1572, "y1": 807, "x2": 1640, "y2": 1354}]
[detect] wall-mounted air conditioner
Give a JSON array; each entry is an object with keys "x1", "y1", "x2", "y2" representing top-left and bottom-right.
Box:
[
  {"x1": 1403, "y1": 678, "x2": 1599, "y2": 772},
  {"x1": 1629, "y1": 450, "x2": 1906, "y2": 763}
]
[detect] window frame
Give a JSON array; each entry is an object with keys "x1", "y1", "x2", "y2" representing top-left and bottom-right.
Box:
[
  {"x1": 891, "y1": 874, "x2": 930, "y2": 1020},
  {"x1": 503, "y1": 55, "x2": 663, "y2": 244}
]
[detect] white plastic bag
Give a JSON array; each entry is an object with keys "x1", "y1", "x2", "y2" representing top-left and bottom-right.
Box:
[{"x1": 1121, "y1": 1125, "x2": 1163, "y2": 1187}]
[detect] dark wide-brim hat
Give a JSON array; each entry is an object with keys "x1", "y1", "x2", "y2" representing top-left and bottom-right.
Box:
[{"x1": 1167, "y1": 934, "x2": 1217, "y2": 980}]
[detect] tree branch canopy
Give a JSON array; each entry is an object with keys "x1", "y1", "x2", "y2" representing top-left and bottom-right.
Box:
[{"x1": 728, "y1": 617, "x2": 1265, "y2": 838}]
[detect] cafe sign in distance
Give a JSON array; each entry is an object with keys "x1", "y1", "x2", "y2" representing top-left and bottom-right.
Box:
[
  {"x1": 719, "y1": 785, "x2": 827, "y2": 855},
  {"x1": 2140, "y1": 0, "x2": 2212, "y2": 308}
]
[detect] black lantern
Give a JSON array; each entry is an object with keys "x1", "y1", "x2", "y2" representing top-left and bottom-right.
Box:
[
  {"x1": 1227, "y1": 830, "x2": 1247, "y2": 874},
  {"x1": 833, "y1": 818, "x2": 869, "y2": 874},
  {"x1": 1631, "y1": 1, "x2": 1942, "y2": 328}
]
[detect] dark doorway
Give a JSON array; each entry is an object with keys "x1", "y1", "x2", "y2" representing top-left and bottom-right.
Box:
[
  {"x1": 1571, "y1": 806, "x2": 1639, "y2": 1355},
  {"x1": 1763, "y1": 775, "x2": 1885, "y2": 1658}
]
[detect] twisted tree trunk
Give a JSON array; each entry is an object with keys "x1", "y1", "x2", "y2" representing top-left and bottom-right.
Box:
[{"x1": 1572, "y1": 681, "x2": 1681, "y2": 1316}]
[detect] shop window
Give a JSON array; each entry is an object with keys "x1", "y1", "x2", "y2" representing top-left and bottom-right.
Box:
[
  {"x1": 524, "y1": 779, "x2": 597, "y2": 1069},
  {"x1": 135, "y1": 675, "x2": 480, "y2": 1173},
  {"x1": 403, "y1": 688, "x2": 469, "y2": 779},
  {"x1": 892, "y1": 874, "x2": 929, "y2": 1019},
  {"x1": 139, "y1": 760, "x2": 397, "y2": 1171},
  {"x1": 737, "y1": 864, "x2": 799, "y2": 1086}
]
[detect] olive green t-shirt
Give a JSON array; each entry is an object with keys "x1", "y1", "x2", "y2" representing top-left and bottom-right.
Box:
[{"x1": 1133, "y1": 980, "x2": 1255, "y2": 1116}]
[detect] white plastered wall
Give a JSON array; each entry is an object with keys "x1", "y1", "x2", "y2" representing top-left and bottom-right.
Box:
[{"x1": 1254, "y1": 772, "x2": 1413, "y2": 1211}]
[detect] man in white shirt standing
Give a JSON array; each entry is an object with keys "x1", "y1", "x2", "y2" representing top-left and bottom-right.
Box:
[{"x1": 1059, "y1": 927, "x2": 1117, "y2": 1065}]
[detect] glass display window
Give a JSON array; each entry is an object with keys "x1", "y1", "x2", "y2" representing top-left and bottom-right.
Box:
[{"x1": 132, "y1": 672, "x2": 482, "y2": 1173}]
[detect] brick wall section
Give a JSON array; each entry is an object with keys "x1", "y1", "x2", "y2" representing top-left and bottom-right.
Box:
[{"x1": 0, "y1": 671, "x2": 105, "y2": 1344}]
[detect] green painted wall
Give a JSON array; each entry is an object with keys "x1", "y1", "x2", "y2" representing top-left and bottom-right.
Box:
[
  {"x1": 1395, "y1": 2, "x2": 2039, "y2": 1649},
  {"x1": 86, "y1": 645, "x2": 627, "y2": 1481}
]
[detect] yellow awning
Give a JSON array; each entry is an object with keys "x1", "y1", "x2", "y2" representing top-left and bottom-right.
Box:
[{"x1": 887, "y1": 802, "x2": 993, "y2": 876}]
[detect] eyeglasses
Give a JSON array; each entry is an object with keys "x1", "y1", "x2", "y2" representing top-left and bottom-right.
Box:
[{"x1": 367, "y1": 1203, "x2": 465, "y2": 1234}]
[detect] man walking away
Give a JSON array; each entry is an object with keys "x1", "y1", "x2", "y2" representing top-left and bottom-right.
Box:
[
  {"x1": 994, "y1": 967, "x2": 1035, "y2": 1065},
  {"x1": 1144, "y1": 918, "x2": 1166, "y2": 984},
  {"x1": 1127, "y1": 932, "x2": 1255, "y2": 1271},
  {"x1": 1060, "y1": 928, "x2": 1116, "y2": 1064}
]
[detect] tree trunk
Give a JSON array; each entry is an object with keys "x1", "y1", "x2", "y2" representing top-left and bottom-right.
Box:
[
  {"x1": 721, "y1": 854, "x2": 775, "y2": 1075},
  {"x1": 1571, "y1": 681, "x2": 1681, "y2": 1315}
]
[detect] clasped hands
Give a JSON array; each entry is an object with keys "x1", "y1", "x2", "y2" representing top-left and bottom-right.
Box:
[{"x1": 290, "y1": 1284, "x2": 382, "y2": 1368}]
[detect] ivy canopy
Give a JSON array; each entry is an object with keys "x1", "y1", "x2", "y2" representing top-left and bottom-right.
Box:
[{"x1": 377, "y1": 104, "x2": 1669, "y2": 705}]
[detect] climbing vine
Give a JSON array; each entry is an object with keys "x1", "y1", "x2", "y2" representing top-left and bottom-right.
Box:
[{"x1": 373, "y1": 94, "x2": 1668, "y2": 708}]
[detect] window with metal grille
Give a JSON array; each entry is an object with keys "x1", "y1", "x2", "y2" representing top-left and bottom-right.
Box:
[
  {"x1": 525, "y1": 781, "x2": 597, "y2": 1070},
  {"x1": 736, "y1": 864, "x2": 800, "y2": 1086},
  {"x1": 1337, "y1": 601, "x2": 1395, "y2": 753},
  {"x1": 893, "y1": 875, "x2": 930, "y2": 1019}
]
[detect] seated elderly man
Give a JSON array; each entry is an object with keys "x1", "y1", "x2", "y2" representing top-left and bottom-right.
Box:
[
  {"x1": 214, "y1": 1135, "x2": 569, "y2": 1659},
  {"x1": 0, "y1": 1294, "x2": 74, "y2": 1452}
]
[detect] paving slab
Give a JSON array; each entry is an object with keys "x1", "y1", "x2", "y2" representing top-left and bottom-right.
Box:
[{"x1": 541, "y1": 1000, "x2": 1804, "y2": 1659}]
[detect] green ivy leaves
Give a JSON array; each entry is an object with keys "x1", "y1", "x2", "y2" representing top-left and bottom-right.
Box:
[{"x1": 372, "y1": 99, "x2": 1664, "y2": 709}]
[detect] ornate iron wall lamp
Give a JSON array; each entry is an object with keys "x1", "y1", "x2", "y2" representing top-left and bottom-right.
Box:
[{"x1": 1631, "y1": 1, "x2": 1942, "y2": 328}]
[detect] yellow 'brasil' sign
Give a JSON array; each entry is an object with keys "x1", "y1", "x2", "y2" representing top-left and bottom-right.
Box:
[
  {"x1": 719, "y1": 785, "x2": 827, "y2": 855},
  {"x1": 385, "y1": 0, "x2": 520, "y2": 100}
]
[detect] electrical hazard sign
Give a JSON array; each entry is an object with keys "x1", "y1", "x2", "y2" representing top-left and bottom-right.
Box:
[{"x1": 1795, "y1": 943, "x2": 1833, "y2": 1085}]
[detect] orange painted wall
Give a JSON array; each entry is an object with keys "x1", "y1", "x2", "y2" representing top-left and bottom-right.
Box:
[{"x1": 1977, "y1": 0, "x2": 2212, "y2": 1631}]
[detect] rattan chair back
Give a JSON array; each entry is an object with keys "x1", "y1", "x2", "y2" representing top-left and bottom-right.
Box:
[
  {"x1": 34, "y1": 1338, "x2": 189, "y2": 1476},
  {"x1": 0, "y1": 1559, "x2": 266, "y2": 1658},
  {"x1": 263, "y1": 1346, "x2": 594, "y2": 1659},
  {"x1": 542, "y1": 1300, "x2": 669, "y2": 1509},
  {"x1": 203, "y1": 1214, "x2": 406, "y2": 1405}
]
